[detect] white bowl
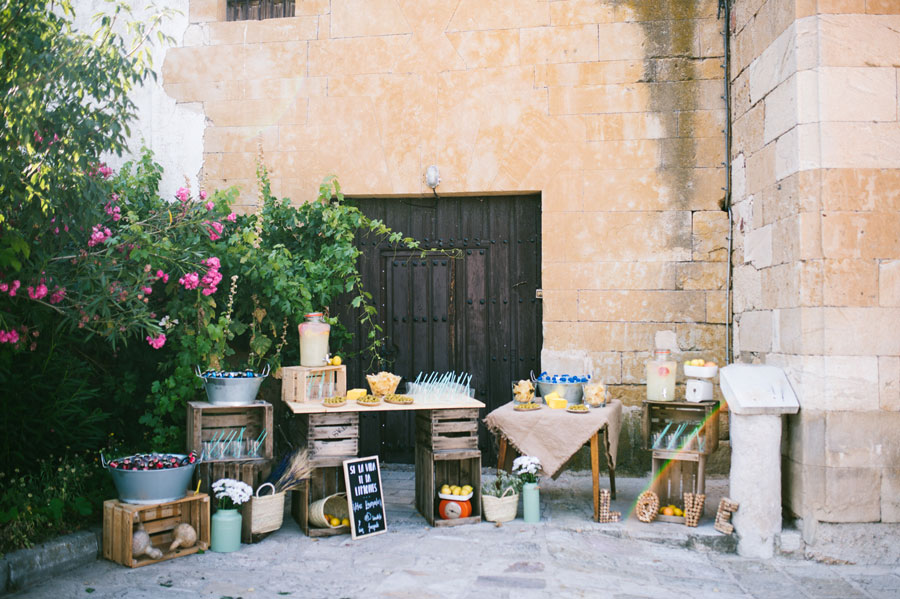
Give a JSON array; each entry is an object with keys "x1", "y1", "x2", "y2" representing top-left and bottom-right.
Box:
[{"x1": 684, "y1": 364, "x2": 718, "y2": 378}]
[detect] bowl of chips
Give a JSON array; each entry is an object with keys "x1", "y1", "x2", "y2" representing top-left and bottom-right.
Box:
[
  {"x1": 366, "y1": 371, "x2": 402, "y2": 397},
  {"x1": 512, "y1": 380, "x2": 535, "y2": 403}
]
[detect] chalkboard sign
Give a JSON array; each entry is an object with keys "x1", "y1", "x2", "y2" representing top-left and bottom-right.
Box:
[{"x1": 342, "y1": 456, "x2": 387, "y2": 539}]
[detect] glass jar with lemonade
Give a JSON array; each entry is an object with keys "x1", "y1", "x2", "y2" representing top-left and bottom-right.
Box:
[{"x1": 646, "y1": 349, "x2": 676, "y2": 401}]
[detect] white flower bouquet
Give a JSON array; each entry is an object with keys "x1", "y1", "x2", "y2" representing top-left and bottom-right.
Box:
[
  {"x1": 212, "y1": 478, "x2": 253, "y2": 510},
  {"x1": 512, "y1": 455, "x2": 542, "y2": 484}
]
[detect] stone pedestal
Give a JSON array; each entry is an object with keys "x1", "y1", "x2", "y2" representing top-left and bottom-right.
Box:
[{"x1": 730, "y1": 412, "x2": 783, "y2": 558}]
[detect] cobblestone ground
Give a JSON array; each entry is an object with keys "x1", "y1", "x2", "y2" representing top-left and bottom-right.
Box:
[{"x1": 9, "y1": 467, "x2": 900, "y2": 599}]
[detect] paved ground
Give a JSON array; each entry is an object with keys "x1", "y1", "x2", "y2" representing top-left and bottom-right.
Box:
[{"x1": 8, "y1": 467, "x2": 900, "y2": 599}]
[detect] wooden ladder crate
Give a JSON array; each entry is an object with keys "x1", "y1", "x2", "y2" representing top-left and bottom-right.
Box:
[
  {"x1": 291, "y1": 466, "x2": 352, "y2": 537},
  {"x1": 415, "y1": 408, "x2": 479, "y2": 451},
  {"x1": 641, "y1": 400, "x2": 720, "y2": 456},
  {"x1": 300, "y1": 412, "x2": 359, "y2": 467},
  {"x1": 281, "y1": 365, "x2": 347, "y2": 404},
  {"x1": 650, "y1": 449, "x2": 706, "y2": 509},
  {"x1": 415, "y1": 445, "x2": 482, "y2": 527},
  {"x1": 186, "y1": 400, "x2": 274, "y2": 461},
  {"x1": 103, "y1": 493, "x2": 210, "y2": 568}
]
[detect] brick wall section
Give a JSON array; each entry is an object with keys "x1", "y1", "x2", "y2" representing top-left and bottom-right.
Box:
[
  {"x1": 165, "y1": 0, "x2": 726, "y2": 405},
  {"x1": 730, "y1": 0, "x2": 900, "y2": 524}
]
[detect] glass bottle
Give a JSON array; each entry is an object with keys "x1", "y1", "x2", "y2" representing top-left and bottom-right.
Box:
[
  {"x1": 299, "y1": 312, "x2": 330, "y2": 367},
  {"x1": 646, "y1": 349, "x2": 676, "y2": 401}
]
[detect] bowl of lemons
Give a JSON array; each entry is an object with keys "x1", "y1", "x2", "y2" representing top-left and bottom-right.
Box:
[{"x1": 439, "y1": 483, "x2": 474, "y2": 501}]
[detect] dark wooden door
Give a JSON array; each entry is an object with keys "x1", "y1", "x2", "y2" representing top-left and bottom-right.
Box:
[{"x1": 340, "y1": 195, "x2": 542, "y2": 464}]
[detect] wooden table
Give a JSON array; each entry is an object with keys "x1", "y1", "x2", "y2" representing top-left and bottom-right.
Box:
[
  {"x1": 284, "y1": 394, "x2": 486, "y2": 532},
  {"x1": 485, "y1": 401, "x2": 621, "y2": 523}
]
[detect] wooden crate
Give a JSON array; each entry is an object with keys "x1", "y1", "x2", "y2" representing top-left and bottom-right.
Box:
[
  {"x1": 415, "y1": 408, "x2": 479, "y2": 451},
  {"x1": 641, "y1": 400, "x2": 720, "y2": 456},
  {"x1": 290, "y1": 466, "x2": 352, "y2": 537},
  {"x1": 299, "y1": 412, "x2": 359, "y2": 467},
  {"x1": 650, "y1": 450, "x2": 706, "y2": 508},
  {"x1": 281, "y1": 365, "x2": 347, "y2": 404},
  {"x1": 194, "y1": 459, "x2": 273, "y2": 497},
  {"x1": 186, "y1": 400, "x2": 274, "y2": 461},
  {"x1": 102, "y1": 493, "x2": 210, "y2": 568},
  {"x1": 415, "y1": 445, "x2": 482, "y2": 527}
]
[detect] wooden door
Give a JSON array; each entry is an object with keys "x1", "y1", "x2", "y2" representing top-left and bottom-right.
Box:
[{"x1": 340, "y1": 195, "x2": 542, "y2": 464}]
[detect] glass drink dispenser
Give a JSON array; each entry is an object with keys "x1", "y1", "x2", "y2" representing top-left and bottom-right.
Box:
[
  {"x1": 299, "y1": 312, "x2": 330, "y2": 367},
  {"x1": 646, "y1": 349, "x2": 676, "y2": 401}
]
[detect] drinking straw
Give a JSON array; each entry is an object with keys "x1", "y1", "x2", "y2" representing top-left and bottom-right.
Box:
[
  {"x1": 317, "y1": 372, "x2": 325, "y2": 400},
  {"x1": 415, "y1": 372, "x2": 422, "y2": 384},
  {"x1": 194, "y1": 479, "x2": 202, "y2": 495},
  {"x1": 654, "y1": 422, "x2": 673, "y2": 449}
]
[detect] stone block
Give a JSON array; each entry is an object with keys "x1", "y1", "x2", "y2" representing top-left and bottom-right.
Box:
[
  {"x1": 521, "y1": 24, "x2": 599, "y2": 64},
  {"x1": 826, "y1": 410, "x2": 900, "y2": 468},
  {"x1": 675, "y1": 323, "x2": 725, "y2": 350},
  {"x1": 775, "y1": 123, "x2": 820, "y2": 182},
  {"x1": 785, "y1": 410, "x2": 827, "y2": 467},
  {"x1": 737, "y1": 310, "x2": 773, "y2": 352},
  {"x1": 596, "y1": 22, "x2": 648, "y2": 61},
  {"x1": 774, "y1": 307, "x2": 824, "y2": 355},
  {"x1": 817, "y1": 0, "x2": 867, "y2": 13},
  {"x1": 163, "y1": 45, "x2": 243, "y2": 84},
  {"x1": 692, "y1": 211, "x2": 728, "y2": 262},
  {"x1": 562, "y1": 210, "x2": 692, "y2": 263},
  {"x1": 818, "y1": 67, "x2": 897, "y2": 122},
  {"x1": 621, "y1": 351, "x2": 650, "y2": 384},
  {"x1": 761, "y1": 262, "x2": 799, "y2": 308},
  {"x1": 542, "y1": 289, "x2": 578, "y2": 321},
  {"x1": 541, "y1": 261, "x2": 676, "y2": 291},
  {"x1": 677, "y1": 109, "x2": 726, "y2": 138},
  {"x1": 246, "y1": 16, "x2": 319, "y2": 43},
  {"x1": 207, "y1": 21, "x2": 246, "y2": 45},
  {"x1": 819, "y1": 14, "x2": 900, "y2": 67},
  {"x1": 295, "y1": 0, "x2": 330, "y2": 16},
  {"x1": 446, "y1": 30, "x2": 519, "y2": 69},
  {"x1": 821, "y1": 168, "x2": 900, "y2": 212},
  {"x1": 587, "y1": 351, "x2": 622, "y2": 384},
  {"x1": 882, "y1": 468, "x2": 900, "y2": 522},
  {"x1": 550, "y1": 0, "x2": 615, "y2": 25},
  {"x1": 582, "y1": 167, "x2": 724, "y2": 211},
  {"x1": 5, "y1": 530, "x2": 98, "y2": 592},
  {"x1": 446, "y1": 0, "x2": 549, "y2": 32},
  {"x1": 823, "y1": 258, "x2": 878, "y2": 307},
  {"x1": 825, "y1": 307, "x2": 900, "y2": 355},
  {"x1": 879, "y1": 260, "x2": 900, "y2": 306},
  {"x1": 330, "y1": 0, "x2": 411, "y2": 37},
  {"x1": 707, "y1": 290, "x2": 727, "y2": 323},
  {"x1": 542, "y1": 321, "x2": 582, "y2": 351},
  {"x1": 821, "y1": 465, "x2": 882, "y2": 522},
  {"x1": 745, "y1": 141, "x2": 776, "y2": 195},
  {"x1": 190, "y1": 0, "x2": 226, "y2": 23},
  {"x1": 733, "y1": 264, "x2": 762, "y2": 313},
  {"x1": 647, "y1": 79, "x2": 726, "y2": 112},
  {"x1": 676, "y1": 262, "x2": 726, "y2": 290},
  {"x1": 879, "y1": 356, "x2": 900, "y2": 411},
  {"x1": 577, "y1": 289, "x2": 706, "y2": 323},
  {"x1": 585, "y1": 112, "x2": 674, "y2": 141},
  {"x1": 244, "y1": 41, "x2": 308, "y2": 80},
  {"x1": 823, "y1": 211, "x2": 900, "y2": 260},
  {"x1": 579, "y1": 322, "x2": 670, "y2": 352},
  {"x1": 549, "y1": 83, "x2": 649, "y2": 115},
  {"x1": 798, "y1": 260, "x2": 823, "y2": 307},
  {"x1": 308, "y1": 35, "x2": 411, "y2": 76},
  {"x1": 823, "y1": 356, "x2": 881, "y2": 411},
  {"x1": 867, "y1": 0, "x2": 900, "y2": 13},
  {"x1": 659, "y1": 136, "x2": 726, "y2": 169},
  {"x1": 820, "y1": 122, "x2": 900, "y2": 170},
  {"x1": 535, "y1": 61, "x2": 644, "y2": 87}
]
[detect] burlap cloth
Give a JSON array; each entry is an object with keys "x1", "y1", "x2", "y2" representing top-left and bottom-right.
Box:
[{"x1": 484, "y1": 400, "x2": 622, "y2": 478}]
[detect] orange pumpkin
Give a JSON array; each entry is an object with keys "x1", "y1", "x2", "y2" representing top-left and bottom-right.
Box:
[{"x1": 438, "y1": 499, "x2": 472, "y2": 520}]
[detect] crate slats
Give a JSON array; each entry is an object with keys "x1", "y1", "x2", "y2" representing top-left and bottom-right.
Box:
[
  {"x1": 103, "y1": 493, "x2": 210, "y2": 568},
  {"x1": 641, "y1": 400, "x2": 720, "y2": 456},
  {"x1": 281, "y1": 365, "x2": 347, "y2": 404},
  {"x1": 415, "y1": 409, "x2": 479, "y2": 451},
  {"x1": 187, "y1": 401, "x2": 274, "y2": 461},
  {"x1": 290, "y1": 466, "x2": 351, "y2": 537},
  {"x1": 650, "y1": 451, "x2": 706, "y2": 507},
  {"x1": 299, "y1": 412, "x2": 358, "y2": 466},
  {"x1": 414, "y1": 445, "x2": 482, "y2": 527}
]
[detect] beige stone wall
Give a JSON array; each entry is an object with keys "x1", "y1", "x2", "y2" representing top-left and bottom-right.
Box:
[
  {"x1": 166, "y1": 0, "x2": 726, "y2": 404},
  {"x1": 730, "y1": 0, "x2": 900, "y2": 524}
]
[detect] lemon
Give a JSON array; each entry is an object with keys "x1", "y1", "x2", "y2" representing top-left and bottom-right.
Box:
[
  {"x1": 330, "y1": 517, "x2": 341, "y2": 527},
  {"x1": 341, "y1": 518, "x2": 350, "y2": 527},
  {"x1": 331, "y1": 355, "x2": 342, "y2": 366},
  {"x1": 673, "y1": 508, "x2": 684, "y2": 517},
  {"x1": 440, "y1": 485, "x2": 451, "y2": 494}
]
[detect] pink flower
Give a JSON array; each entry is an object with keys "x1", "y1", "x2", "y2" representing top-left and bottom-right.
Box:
[
  {"x1": 34, "y1": 131, "x2": 43, "y2": 143},
  {"x1": 205, "y1": 201, "x2": 214, "y2": 211},
  {"x1": 211, "y1": 222, "x2": 224, "y2": 235},
  {"x1": 0, "y1": 330, "x2": 20, "y2": 344},
  {"x1": 226, "y1": 212, "x2": 237, "y2": 222},
  {"x1": 49, "y1": 287, "x2": 66, "y2": 304},
  {"x1": 88, "y1": 224, "x2": 112, "y2": 247},
  {"x1": 202, "y1": 256, "x2": 220, "y2": 270},
  {"x1": 179, "y1": 272, "x2": 200, "y2": 290},
  {"x1": 141, "y1": 286, "x2": 153, "y2": 295},
  {"x1": 104, "y1": 202, "x2": 121, "y2": 222},
  {"x1": 146, "y1": 333, "x2": 166, "y2": 349},
  {"x1": 176, "y1": 187, "x2": 190, "y2": 203},
  {"x1": 208, "y1": 231, "x2": 220, "y2": 241},
  {"x1": 200, "y1": 190, "x2": 208, "y2": 200},
  {"x1": 8, "y1": 280, "x2": 20, "y2": 297},
  {"x1": 98, "y1": 164, "x2": 113, "y2": 179},
  {"x1": 0, "y1": 283, "x2": 6, "y2": 292},
  {"x1": 155, "y1": 269, "x2": 169, "y2": 283},
  {"x1": 27, "y1": 284, "x2": 48, "y2": 300}
]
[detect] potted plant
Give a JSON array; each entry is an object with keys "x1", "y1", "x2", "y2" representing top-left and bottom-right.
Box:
[
  {"x1": 513, "y1": 456, "x2": 542, "y2": 523},
  {"x1": 210, "y1": 478, "x2": 252, "y2": 552},
  {"x1": 481, "y1": 470, "x2": 522, "y2": 523}
]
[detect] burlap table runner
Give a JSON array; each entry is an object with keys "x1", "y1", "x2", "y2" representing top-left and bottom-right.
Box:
[{"x1": 484, "y1": 400, "x2": 622, "y2": 478}]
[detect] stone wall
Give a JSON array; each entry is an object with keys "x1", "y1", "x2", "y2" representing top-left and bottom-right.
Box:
[
  {"x1": 730, "y1": 0, "x2": 900, "y2": 525},
  {"x1": 169, "y1": 0, "x2": 727, "y2": 410}
]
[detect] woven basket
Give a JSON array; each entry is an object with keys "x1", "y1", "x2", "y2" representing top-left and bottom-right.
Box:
[
  {"x1": 245, "y1": 483, "x2": 285, "y2": 535},
  {"x1": 482, "y1": 487, "x2": 519, "y2": 522},
  {"x1": 309, "y1": 492, "x2": 349, "y2": 528}
]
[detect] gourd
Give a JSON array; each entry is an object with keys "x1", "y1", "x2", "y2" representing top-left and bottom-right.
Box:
[
  {"x1": 168, "y1": 522, "x2": 198, "y2": 552},
  {"x1": 132, "y1": 523, "x2": 163, "y2": 560}
]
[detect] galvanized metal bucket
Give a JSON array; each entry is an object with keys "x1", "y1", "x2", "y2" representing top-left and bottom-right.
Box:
[
  {"x1": 196, "y1": 365, "x2": 269, "y2": 406},
  {"x1": 535, "y1": 380, "x2": 584, "y2": 404},
  {"x1": 103, "y1": 455, "x2": 196, "y2": 505}
]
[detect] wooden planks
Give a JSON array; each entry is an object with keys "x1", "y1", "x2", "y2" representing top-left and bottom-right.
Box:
[
  {"x1": 641, "y1": 400, "x2": 720, "y2": 456},
  {"x1": 102, "y1": 493, "x2": 210, "y2": 568},
  {"x1": 650, "y1": 451, "x2": 706, "y2": 508},
  {"x1": 301, "y1": 412, "x2": 359, "y2": 467},
  {"x1": 291, "y1": 466, "x2": 351, "y2": 537},
  {"x1": 415, "y1": 409, "x2": 479, "y2": 451},
  {"x1": 186, "y1": 400, "x2": 273, "y2": 461},
  {"x1": 281, "y1": 365, "x2": 347, "y2": 404},
  {"x1": 415, "y1": 445, "x2": 482, "y2": 527}
]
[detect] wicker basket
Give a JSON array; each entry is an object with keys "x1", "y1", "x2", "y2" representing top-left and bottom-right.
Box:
[
  {"x1": 482, "y1": 487, "x2": 519, "y2": 523},
  {"x1": 245, "y1": 483, "x2": 285, "y2": 535},
  {"x1": 309, "y1": 492, "x2": 349, "y2": 528}
]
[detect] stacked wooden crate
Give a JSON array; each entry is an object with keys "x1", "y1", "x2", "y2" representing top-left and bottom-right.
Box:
[
  {"x1": 641, "y1": 399, "x2": 720, "y2": 508},
  {"x1": 415, "y1": 408, "x2": 482, "y2": 527}
]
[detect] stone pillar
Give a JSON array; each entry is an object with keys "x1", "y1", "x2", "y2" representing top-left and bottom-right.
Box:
[{"x1": 729, "y1": 412, "x2": 783, "y2": 558}]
